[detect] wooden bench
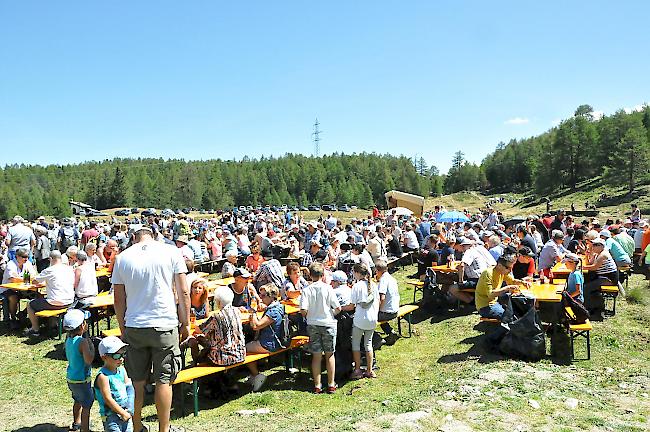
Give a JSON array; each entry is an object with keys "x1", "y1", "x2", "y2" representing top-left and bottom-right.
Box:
[
  {"x1": 601, "y1": 285, "x2": 619, "y2": 316},
  {"x1": 479, "y1": 317, "x2": 500, "y2": 324},
  {"x1": 174, "y1": 335, "x2": 309, "y2": 416},
  {"x1": 565, "y1": 307, "x2": 592, "y2": 360},
  {"x1": 386, "y1": 251, "x2": 416, "y2": 271},
  {"x1": 378, "y1": 304, "x2": 419, "y2": 338},
  {"x1": 406, "y1": 279, "x2": 424, "y2": 303},
  {"x1": 35, "y1": 308, "x2": 68, "y2": 339},
  {"x1": 101, "y1": 328, "x2": 122, "y2": 338}
]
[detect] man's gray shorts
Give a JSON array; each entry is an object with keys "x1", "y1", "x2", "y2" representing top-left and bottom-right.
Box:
[
  {"x1": 123, "y1": 327, "x2": 181, "y2": 384},
  {"x1": 306, "y1": 325, "x2": 337, "y2": 354}
]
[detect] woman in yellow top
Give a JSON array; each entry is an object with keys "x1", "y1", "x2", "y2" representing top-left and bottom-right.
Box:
[{"x1": 475, "y1": 255, "x2": 529, "y2": 319}]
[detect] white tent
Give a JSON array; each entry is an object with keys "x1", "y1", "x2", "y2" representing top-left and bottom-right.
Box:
[{"x1": 384, "y1": 190, "x2": 425, "y2": 217}]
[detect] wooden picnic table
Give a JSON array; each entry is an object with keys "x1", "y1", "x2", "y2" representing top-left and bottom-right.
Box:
[
  {"x1": 0, "y1": 281, "x2": 45, "y2": 292},
  {"x1": 551, "y1": 260, "x2": 589, "y2": 277},
  {"x1": 430, "y1": 261, "x2": 461, "y2": 274},
  {"x1": 516, "y1": 282, "x2": 563, "y2": 303},
  {"x1": 95, "y1": 267, "x2": 112, "y2": 278}
]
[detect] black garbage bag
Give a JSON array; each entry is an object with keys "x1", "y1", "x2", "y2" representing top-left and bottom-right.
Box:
[
  {"x1": 499, "y1": 295, "x2": 546, "y2": 361},
  {"x1": 335, "y1": 311, "x2": 354, "y2": 381},
  {"x1": 421, "y1": 268, "x2": 455, "y2": 312}
]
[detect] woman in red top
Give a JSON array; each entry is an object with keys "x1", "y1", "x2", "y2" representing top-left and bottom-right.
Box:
[{"x1": 245, "y1": 242, "x2": 265, "y2": 273}]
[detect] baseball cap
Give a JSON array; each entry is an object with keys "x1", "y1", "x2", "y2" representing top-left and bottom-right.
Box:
[
  {"x1": 63, "y1": 309, "x2": 87, "y2": 331},
  {"x1": 599, "y1": 230, "x2": 611, "y2": 239},
  {"x1": 98, "y1": 336, "x2": 128, "y2": 356},
  {"x1": 551, "y1": 230, "x2": 564, "y2": 239},
  {"x1": 591, "y1": 238, "x2": 606, "y2": 247},
  {"x1": 331, "y1": 271, "x2": 348, "y2": 283},
  {"x1": 563, "y1": 253, "x2": 581, "y2": 263},
  {"x1": 517, "y1": 246, "x2": 535, "y2": 257},
  {"x1": 233, "y1": 268, "x2": 252, "y2": 278},
  {"x1": 459, "y1": 238, "x2": 474, "y2": 246}
]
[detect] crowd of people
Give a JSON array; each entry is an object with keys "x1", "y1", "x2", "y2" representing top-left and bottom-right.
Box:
[{"x1": 1, "y1": 202, "x2": 649, "y2": 432}]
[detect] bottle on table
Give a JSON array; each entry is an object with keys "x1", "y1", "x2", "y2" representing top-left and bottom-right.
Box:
[{"x1": 23, "y1": 270, "x2": 30, "y2": 285}]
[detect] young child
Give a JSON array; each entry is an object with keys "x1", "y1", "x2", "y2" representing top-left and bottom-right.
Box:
[
  {"x1": 63, "y1": 309, "x2": 95, "y2": 432},
  {"x1": 94, "y1": 336, "x2": 134, "y2": 432},
  {"x1": 300, "y1": 262, "x2": 341, "y2": 394},
  {"x1": 564, "y1": 254, "x2": 585, "y2": 303},
  {"x1": 349, "y1": 263, "x2": 380, "y2": 379}
]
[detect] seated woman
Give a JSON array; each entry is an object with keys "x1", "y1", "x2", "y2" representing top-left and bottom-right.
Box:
[
  {"x1": 190, "y1": 278, "x2": 211, "y2": 320},
  {"x1": 583, "y1": 238, "x2": 617, "y2": 318},
  {"x1": 281, "y1": 262, "x2": 308, "y2": 300},
  {"x1": 186, "y1": 287, "x2": 245, "y2": 366},
  {"x1": 512, "y1": 247, "x2": 536, "y2": 280},
  {"x1": 237, "y1": 227, "x2": 252, "y2": 256},
  {"x1": 1, "y1": 247, "x2": 37, "y2": 328},
  {"x1": 221, "y1": 250, "x2": 238, "y2": 278},
  {"x1": 245, "y1": 242, "x2": 265, "y2": 273},
  {"x1": 563, "y1": 254, "x2": 584, "y2": 303},
  {"x1": 74, "y1": 250, "x2": 98, "y2": 301},
  {"x1": 245, "y1": 284, "x2": 285, "y2": 391}
]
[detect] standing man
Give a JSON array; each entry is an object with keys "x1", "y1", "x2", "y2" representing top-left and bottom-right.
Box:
[
  {"x1": 5, "y1": 215, "x2": 36, "y2": 261},
  {"x1": 112, "y1": 226, "x2": 189, "y2": 432}
]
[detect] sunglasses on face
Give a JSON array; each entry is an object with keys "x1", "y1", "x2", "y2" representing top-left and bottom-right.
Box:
[
  {"x1": 17, "y1": 255, "x2": 28, "y2": 259},
  {"x1": 108, "y1": 352, "x2": 126, "y2": 360}
]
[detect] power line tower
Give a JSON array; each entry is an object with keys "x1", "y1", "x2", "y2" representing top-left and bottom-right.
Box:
[{"x1": 312, "y1": 118, "x2": 321, "y2": 157}]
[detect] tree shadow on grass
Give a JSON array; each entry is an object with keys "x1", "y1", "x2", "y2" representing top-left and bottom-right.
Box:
[{"x1": 12, "y1": 424, "x2": 64, "y2": 432}]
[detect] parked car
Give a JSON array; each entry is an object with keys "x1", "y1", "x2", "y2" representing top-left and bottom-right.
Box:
[
  {"x1": 299, "y1": 205, "x2": 309, "y2": 211},
  {"x1": 115, "y1": 209, "x2": 130, "y2": 216},
  {"x1": 308, "y1": 204, "x2": 320, "y2": 211},
  {"x1": 321, "y1": 204, "x2": 332, "y2": 211},
  {"x1": 329, "y1": 204, "x2": 338, "y2": 211},
  {"x1": 161, "y1": 208, "x2": 175, "y2": 217},
  {"x1": 87, "y1": 209, "x2": 108, "y2": 216},
  {"x1": 130, "y1": 208, "x2": 139, "y2": 214},
  {"x1": 290, "y1": 206, "x2": 299, "y2": 211},
  {"x1": 181, "y1": 208, "x2": 191, "y2": 214},
  {"x1": 141, "y1": 208, "x2": 157, "y2": 217},
  {"x1": 339, "y1": 204, "x2": 351, "y2": 212},
  {"x1": 350, "y1": 205, "x2": 358, "y2": 210}
]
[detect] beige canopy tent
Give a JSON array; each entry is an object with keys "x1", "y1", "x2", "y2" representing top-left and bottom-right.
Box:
[{"x1": 384, "y1": 190, "x2": 425, "y2": 217}]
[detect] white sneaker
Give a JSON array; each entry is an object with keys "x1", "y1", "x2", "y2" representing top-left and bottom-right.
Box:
[{"x1": 251, "y1": 373, "x2": 267, "y2": 392}]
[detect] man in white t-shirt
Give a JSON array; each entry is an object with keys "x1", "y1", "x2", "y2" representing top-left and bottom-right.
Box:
[
  {"x1": 402, "y1": 224, "x2": 419, "y2": 252},
  {"x1": 376, "y1": 259, "x2": 401, "y2": 344},
  {"x1": 112, "y1": 226, "x2": 189, "y2": 432},
  {"x1": 25, "y1": 251, "x2": 75, "y2": 336},
  {"x1": 449, "y1": 238, "x2": 496, "y2": 305},
  {"x1": 300, "y1": 262, "x2": 341, "y2": 394}
]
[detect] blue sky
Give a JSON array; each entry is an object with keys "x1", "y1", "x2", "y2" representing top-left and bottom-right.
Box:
[{"x1": 1, "y1": 1, "x2": 648, "y2": 173}]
